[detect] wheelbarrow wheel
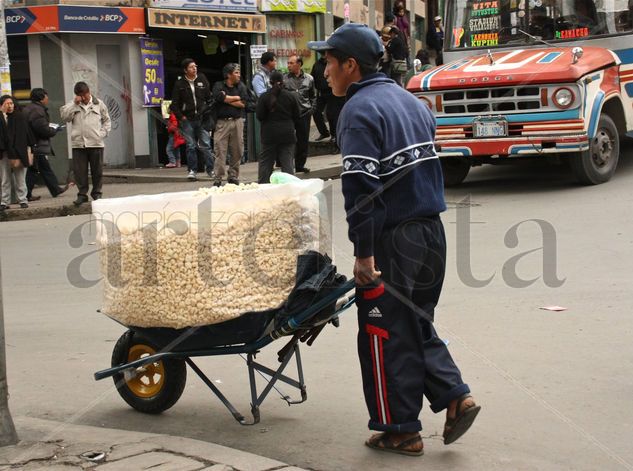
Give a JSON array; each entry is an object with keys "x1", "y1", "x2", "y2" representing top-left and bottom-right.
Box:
[{"x1": 111, "y1": 330, "x2": 186, "y2": 414}]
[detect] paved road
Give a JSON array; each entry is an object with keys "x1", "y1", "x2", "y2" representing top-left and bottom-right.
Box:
[{"x1": 2, "y1": 155, "x2": 633, "y2": 470}]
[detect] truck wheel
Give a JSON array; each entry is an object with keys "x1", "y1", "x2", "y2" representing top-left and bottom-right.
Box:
[
  {"x1": 111, "y1": 330, "x2": 186, "y2": 414},
  {"x1": 571, "y1": 114, "x2": 619, "y2": 185},
  {"x1": 441, "y1": 157, "x2": 471, "y2": 187}
]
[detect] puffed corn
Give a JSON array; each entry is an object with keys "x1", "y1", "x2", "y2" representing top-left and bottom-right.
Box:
[{"x1": 99, "y1": 183, "x2": 323, "y2": 329}]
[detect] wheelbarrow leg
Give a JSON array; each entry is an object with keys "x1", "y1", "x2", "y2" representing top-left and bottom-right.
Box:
[{"x1": 185, "y1": 358, "x2": 259, "y2": 425}]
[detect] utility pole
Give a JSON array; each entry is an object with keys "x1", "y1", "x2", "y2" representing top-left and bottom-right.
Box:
[
  {"x1": 0, "y1": 2, "x2": 11, "y2": 96},
  {"x1": 0, "y1": 1, "x2": 18, "y2": 447}
]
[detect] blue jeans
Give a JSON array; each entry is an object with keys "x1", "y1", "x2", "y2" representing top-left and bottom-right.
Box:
[
  {"x1": 166, "y1": 134, "x2": 178, "y2": 165},
  {"x1": 180, "y1": 118, "x2": 214, "y2": 172}
]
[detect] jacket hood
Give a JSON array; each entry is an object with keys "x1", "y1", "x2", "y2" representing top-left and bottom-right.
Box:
[{"x1": 347, "y1": 73, "x2": 395, "y2": 99}]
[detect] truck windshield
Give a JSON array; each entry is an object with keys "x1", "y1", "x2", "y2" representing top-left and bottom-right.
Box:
[{"x1": 447, "y1": 0, "x2": 633, "y2": 50}]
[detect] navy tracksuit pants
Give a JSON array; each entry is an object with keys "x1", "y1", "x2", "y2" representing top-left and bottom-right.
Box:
[{"x1": 356, "y1": 216, "x2": 470, "y2": 433}]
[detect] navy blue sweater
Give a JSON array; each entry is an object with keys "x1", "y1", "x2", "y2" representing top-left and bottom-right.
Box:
[{"x1": 337, "y1": 73, "x2": 446, "y2": 257}]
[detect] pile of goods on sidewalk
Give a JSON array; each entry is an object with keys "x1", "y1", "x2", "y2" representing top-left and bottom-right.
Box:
[{"x1": 92, "y1": 179, "x2": 331, "y2": 329}]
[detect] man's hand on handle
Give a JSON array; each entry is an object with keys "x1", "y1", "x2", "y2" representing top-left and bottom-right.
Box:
[{"x1": 354, "y1": 256, "x2": 382, "y2": 286}]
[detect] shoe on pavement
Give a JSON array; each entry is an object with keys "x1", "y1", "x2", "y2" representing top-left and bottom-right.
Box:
[
  {"x1": 187, "y1": 170, "x2": 197, "y2": 181},
  {"x1": 73, "y1": 196, "x2": 89, "y2": 207},
  {"x1": 213, "y1": 180, "x2": 222, "y2": 187},
  {"x1": 165, "y1": 162, "x2": 177, "y2": 168},
  {"x1": 27, "y1": 195, "x2": 41, "y2": 202},
  {"x1": 296, "y1": 167, "x2": 311, "y2": 173},
  {"x1": 20, "y1": 202, "x2": 28, "y2": 209},
  {"x1": 0, "y1": 204, "x2": 7, "y2": 211},
  {"x1": 207, "y1": 169, "x2": 216, "y2": 179},
  {"x1": 315, "y1": 133, "x2": 330, "y2": 141},
  {"x1": 227, "y1": 178, "x2": 239, "y2": 185}
]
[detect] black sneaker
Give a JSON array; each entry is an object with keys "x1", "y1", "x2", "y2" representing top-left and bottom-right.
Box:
[
  {"x1": 227, "y1": 178, "x2": 239, "y2": 185},
  {"x1": 73, "y1": 196, "x2": 88, "y2": 207},
  {"x1": 315, "y1": 133, "x2": 330, "y2": 141},
  {"x1": 20, "y1": 203, "x2": 28, "y2": 209},
  {"x1": 296, "y1": 167, "x2": 311, "y2": 173},
  {"x1": 213, "y1": 180, "x2": 222, "y2": 187}
]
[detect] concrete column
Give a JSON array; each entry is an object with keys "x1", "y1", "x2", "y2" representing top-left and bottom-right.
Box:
[
  {"x1": 325, "y1": 0, "x2": 335, "y2": 35},
  {"x1": 368, "y1": 0, "x2": 376, "y2": 30},
  {"x1": 409, "y1": 0, "x2": 415, "y2": 62}
]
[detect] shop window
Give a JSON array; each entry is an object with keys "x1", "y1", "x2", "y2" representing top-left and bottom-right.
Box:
[
  {"x1": 7, "y1": 36, "x2": 31, "y2": 100},
  {"x1": 415, "y1": 14, "x2": 425, "y2": 41},
  {"x1": 267, "y1": 15, "x2": 316, "y2": 72}
]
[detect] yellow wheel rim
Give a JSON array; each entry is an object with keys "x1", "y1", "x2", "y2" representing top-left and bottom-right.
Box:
[{"x1": 126, "y1": 344, "x2": 165, "y2": 398}]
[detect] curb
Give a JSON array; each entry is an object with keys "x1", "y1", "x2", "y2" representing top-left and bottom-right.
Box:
[
  {"x1": 1, "y1": 416, "x2": 306, "y2": 471},
  {"x1": 0, "y1": 202, "x2": 92, "y2": 222},
  {"x1": 0, "y1": 165, "x2": 342, "y2": 223},
  {"x1": 102, "y1": 165, "x2": 342, "y2": 184}
]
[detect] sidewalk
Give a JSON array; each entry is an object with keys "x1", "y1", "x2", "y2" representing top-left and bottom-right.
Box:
[
  {"x1": 0, "y1": 153, "x2": 342, "y2": 223},
  {"x1": 0, "y1": 416, "x2": 307, "y2": 470}
]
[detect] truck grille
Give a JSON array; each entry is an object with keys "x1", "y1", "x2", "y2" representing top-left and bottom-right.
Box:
[{"x1": 440, "y1": 87, "x2": 541, "y2": 114}]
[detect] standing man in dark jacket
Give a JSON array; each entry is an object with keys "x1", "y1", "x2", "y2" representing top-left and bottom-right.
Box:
[
  {"x1": 308, "y1": 23, "x2": 480, "y2": 456},
  {"x1": 310, "y1": 52, "x2": 331, "y2": 141},
  {"x1": 23, "y1": 88, "x2": 71, "y2": 201},
  {"x1": 170, "y1": 58, "x2": 214, "y2": 181},
  {"x1": 283, "y1": 55, "x2": 316, "y2": 173}
]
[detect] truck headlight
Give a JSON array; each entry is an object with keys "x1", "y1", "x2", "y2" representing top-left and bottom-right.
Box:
[{"x1": 553, "y1": 88, "x2": 574, "y2": 109}]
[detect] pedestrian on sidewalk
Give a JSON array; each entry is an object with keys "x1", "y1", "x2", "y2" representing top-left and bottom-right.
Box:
[
  {"x1": 23, "y1": 88, "x2": 73, "y2": 201},
  {"x1": 165, "y1": 111, "x2": 184, "y2": 168},
  {"x1": 309, "y1": 23, "x2": 480, "y2": 456},
  {"x1": 310, "y1": 52, "x2": 331, "y2": 141},
  {"x1": 212, "y1": 63, "x2": 250, "y2": 186},
  {"x1": 283, "y1": 55, "x2": 316, "y2": 173},
  {"x1": 256, "y1": 70, "x2": 300, "y2": 183},
  {"x1": 0, "y1": 95, "x2": 35, "y2": 210},
  {"x1": 403, "y1": 50, "x2": 433, "y2": 88},
  {"x1": 170, "y1": 58, "x2": 214, "y2": 181},
  {"x1": 252, "y1": 51, "x2": 277, "y2": 98},
  {"x1": 60, "y1": 81, "x2": 111, "y2": 206},
  {"x1": 427, "y1": 16, "x2": 445, "y2": 66}
]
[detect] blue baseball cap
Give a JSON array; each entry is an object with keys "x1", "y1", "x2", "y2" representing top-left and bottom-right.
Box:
[{"x1": 308, "y1": 23, "x2": 384, "y2": 66}]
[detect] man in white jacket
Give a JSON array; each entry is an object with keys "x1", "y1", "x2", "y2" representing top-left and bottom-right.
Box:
[{"x1": 60, "y1": 81, "x2": 111, "y2": 206}]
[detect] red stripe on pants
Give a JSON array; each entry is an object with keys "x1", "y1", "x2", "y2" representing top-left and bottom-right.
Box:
[{"x1": 366, "y1": 324, "x2": 391, "y2": 424}]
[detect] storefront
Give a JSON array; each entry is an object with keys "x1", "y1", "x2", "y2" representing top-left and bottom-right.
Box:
[
  {"x1": 4, "y1": 4, "x2": 147, "y2": 175},
  {"x1": 145, "y1": 1, "x2": 266, "y2": 164},
  {"x1": 259, "y1": 0, "x2": 327, "y2": 72}
]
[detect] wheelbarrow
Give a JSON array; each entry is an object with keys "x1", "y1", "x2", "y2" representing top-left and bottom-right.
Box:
[{"x1": 94, "y1": 279, "x2": 356, "y2": 425}]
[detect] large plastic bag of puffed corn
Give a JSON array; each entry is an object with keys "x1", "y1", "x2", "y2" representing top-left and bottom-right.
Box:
[{"x1": 92, "y1": 179, "x2": 332, "y2": 329}]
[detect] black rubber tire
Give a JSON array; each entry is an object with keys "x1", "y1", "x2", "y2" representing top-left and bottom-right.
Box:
[
  {"x1": 111, "y1": 330, "x2": 186, "y2": 414},
  {"x1": 571, "y1": 114, "x2": 620, "y2": 185},
  {"x1": 441, "y1": 157, "x2": 471, "y2": 187}
]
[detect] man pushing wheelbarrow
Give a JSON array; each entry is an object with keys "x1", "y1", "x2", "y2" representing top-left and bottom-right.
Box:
[{"x1": 308, "y1": 24, "x2": 481, "y2": 457}]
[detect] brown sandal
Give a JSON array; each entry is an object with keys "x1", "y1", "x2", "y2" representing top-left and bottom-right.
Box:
[
  {"x1": 443, "y1": 394, "x2": 481, "y2": 445},
  {"x1": 365, "y1": 432, "x2": 424, "y2": 456}
]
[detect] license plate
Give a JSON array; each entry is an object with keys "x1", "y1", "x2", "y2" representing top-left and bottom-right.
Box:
[{"x1": 473, "y1": 120, "x2": 507, "y2": 138}]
